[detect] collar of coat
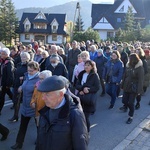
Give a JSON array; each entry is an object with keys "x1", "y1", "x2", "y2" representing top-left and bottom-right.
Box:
[
  {"x1": 39, "y1": 94, "x2": 78, "y2": 119},
  {"x1": 126, "y1": 59, "x2": 143, "y2": 69}
]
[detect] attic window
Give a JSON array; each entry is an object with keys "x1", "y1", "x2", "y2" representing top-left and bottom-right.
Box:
[
  {"x1": 119, "y1": 6, "x2": 124, "y2": 12},
  {"x1": 117, "y1": 18, "x2": 121, "y2": 22},
  {"x1": 52, "y1": 25, "x2": 57, "y2": 33},
  {"x1": 37, "y1": 14, "x2": 43, "y2": 19}
]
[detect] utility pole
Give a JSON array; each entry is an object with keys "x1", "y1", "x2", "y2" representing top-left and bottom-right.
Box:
[{"x1": 71, "y1": 2, "x2": 81, "y2": 40}]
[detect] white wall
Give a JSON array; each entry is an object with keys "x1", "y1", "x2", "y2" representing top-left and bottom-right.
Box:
[
  {"x1": 47, "y1": 35, "x2": 63, "y2": 44},
  {"x1": 98, "y1": 30, "x2": 107, "y2": 40},
  {"x1": 20, "y1": 34, "x2": 34, "y2": 43}
]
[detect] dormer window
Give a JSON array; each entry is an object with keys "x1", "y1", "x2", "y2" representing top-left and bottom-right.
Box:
[
  {"x1": 25, "y1": 24, "x2": 30, "y2": 31},
  {"x1": 52, "y1": 25, "x2": 57, "y2": 33},
  {"x1": 119, "y1": 6, "x2": 124, "y2": 12},
  {"x1": 23, "y1": 18, "x2": 31, "y2": 32},
  {"x1": 37, "y1": 14, "x2": 43, "y2": 19},
  {"x1": 51, "y1": 18, "x2": 59, "y2": 33},
  {"x1": 35, "y1": 11, "x2": 46, "y2": 20}
]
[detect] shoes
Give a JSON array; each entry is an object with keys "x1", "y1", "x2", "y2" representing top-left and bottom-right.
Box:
[
  {"x1": 1, "y1": 129, "x2": 9, "y2": 141},
  {"x1": 119, "y1": 105, "x2": 128, "y2": 112},
  {"x1": 126, "y1": 117, "x2": 133, "y2": 124},
  {"x1": 135, "y1": 103, "x2": 140, "y2": 110},
  {"x1": 11, "y1": 143, "x2": 23, "y2": 149},
  {"x1": 8, "y1": 116, "x2": 18, "y2": 122},
  {"x1": 108, "y1": 104, "x2": 114, "y2": 109},
  {"x1": 100, "y1": 92, "x2": 105, "y2": 97}
]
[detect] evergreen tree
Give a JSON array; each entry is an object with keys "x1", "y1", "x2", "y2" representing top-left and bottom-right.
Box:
[
  {"x1": 74, "y1": 15, "x2": 84, "y2": 32},
  {"x1": 124, "y1": 7, "x2": 135, "y2": 31},
  {"x1": 0, "y1": 0, "x2": 18, "y2": 45}
]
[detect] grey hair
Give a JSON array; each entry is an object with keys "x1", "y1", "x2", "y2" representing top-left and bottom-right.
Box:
[
  {"x1": 37, "y1": 48, "x2": 43, "y2": 53},
  {"x1": 59, "y1": 76, "x2": 70, "y2": 89},
  {"x1": 39, "y1": 70, "x2": 52, "y2": 79},
  {"x1": 42, "y1": 50, "x2": 49, "y2": 57},
  {"x1": 50, "y1": 54, "x2": 60, "y2": 61},
  {"x1": 1, "y1": 48, "x2": 10, "y2": 56},
  {"x1": 20, "y1": 52, "x2": 30, "y2": 61},
  {"x1": 55, "y1": 87, "x2": 66, "y2": 96},
  {"x1": 90, "y1": 45, "x2": 97, "y2": 51}
]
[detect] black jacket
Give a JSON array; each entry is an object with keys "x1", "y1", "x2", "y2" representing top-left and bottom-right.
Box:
[
  {"x1": 75, "y1": 70, "x2": 100, "y2": 113},
  {"x1": 13, "y1": 62, "x2": 28, "y2": 88},
  {"x1": 121, "y1": 60, "x2": 144, "y2": 94},
  {"x1": 0, "y1": 57, "x2": 15, "y2": 87},
  {"x1": 46, "y1": 62, "x2": 68, "y2": 78},
  {"x1": 76, "y1": 70, "x2": 100, "y2": 93},
  {"x1": 36, "y1": 94, "x2": 88, "y2": 150}
]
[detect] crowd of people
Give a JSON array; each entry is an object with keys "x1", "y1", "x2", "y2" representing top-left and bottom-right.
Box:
[{"x1": 0, "y1": 39, "x2": 150, "y2": 149}]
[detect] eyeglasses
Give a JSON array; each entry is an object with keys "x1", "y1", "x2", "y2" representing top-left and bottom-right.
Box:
[
  {"x1": 28, "y1": 69, "x2": 35, "y2": 73},
  {"x1": 50, "y1": 61, "x2": 57, "y2": 63}
]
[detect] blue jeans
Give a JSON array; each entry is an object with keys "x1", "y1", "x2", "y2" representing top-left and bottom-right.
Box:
[{"x1": 106, "y1": 83, "x2": 118, "y2": 105}]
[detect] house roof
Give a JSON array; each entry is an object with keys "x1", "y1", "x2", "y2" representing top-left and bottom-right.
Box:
[
  {"x1": 91, "y1": 0, "x2": 149, "y2": 30},
  {"x1": 19, "y1": 12, "x2": 67, "y2": 34}
]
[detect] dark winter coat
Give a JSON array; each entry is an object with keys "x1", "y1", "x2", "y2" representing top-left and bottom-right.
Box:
[
  {"x1": 75, "y1": 70, "x2": 100, "y2": 113},
  {"x1": 36, "y1": 94, "x2": 88, "y2": 150},
  {"x1": 39, "y1": 58, "x2": 47, "y2": 71},
  {"x1": 140, "y1": 56, "x2": 149, "y2": 87},
  {"x1": 121, "y1": 60, "x2": 144, "y2": 94},
  {"x1": 65, "y1": 48, "x2": 81, "y2": 75},
  {"x1": 0, "y1": 57, "x2": 15, "y2": 87},
  {"x1": 103, "y1": 59, "x2": 124, "y2": 84},
  {"x1": 12, "y1": 53, "x2": 21, "y2": 67},
  {"x1": 46, "y1": 62, "x2": 68, "y2": 78},
  {"x1": 13, "y1": 62, "x2": 28, "y2": 88},
  {"x1": 94, "y1": 55, "x2": 108, "y2": 77},
  {"x1": 120, "y1": 51, "x2": 128, "y2": 70}
]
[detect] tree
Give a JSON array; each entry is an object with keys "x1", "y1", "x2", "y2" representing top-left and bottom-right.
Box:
[
  {"x1": 124, "y1": 7, "x2": 135, "y2": 31},
  {"x1": 73, "y1": 27, "x2": 100, "y2": 42},
  {"x1": 0, "y1": 0, "x2": 18, "y2": 45},
  {"x1": 74, "y1": 15, "x2": 84, "y2": 32}
]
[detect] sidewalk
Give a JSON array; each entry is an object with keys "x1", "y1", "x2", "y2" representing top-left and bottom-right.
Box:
[{"x1": 113, "y1": 114, "x2": 150, "y2": 150}]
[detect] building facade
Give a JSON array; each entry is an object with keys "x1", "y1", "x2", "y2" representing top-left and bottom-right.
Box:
[
  {"x1": 19, "y1": 11, "x2": 67, "y2": 45},
  {"x1": 91, "y1": 0, "x2": 150, "y2": 40}
]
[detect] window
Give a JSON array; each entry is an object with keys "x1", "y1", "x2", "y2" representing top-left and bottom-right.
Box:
[
  {"x1": 107, "y1": 32, "x2": 114, "y2": 38},
  {"x1": 37, "y1": 14, "x2": 43, "y2": 19},
  {"x1": 117, "y1": 18, "x2": 121, "y2": 22},
  {"x1": 52, "y1": 35, "x2": 57, "y2": 41},
  {"x1": 25, "y1": 24, "x2": 29, "y2": 29},
  {"x1": 119, "y1": 6, "x2": 124, "y2": 12},
  {"x1": 52, "y1": 25, "x2": 57, "y2": 33},
  {"x1": 34, "y1": 23, "x2": 46, "y2": 29},
  {"x1": 25, "y1": 34, "x2": 30, "y2": 40}
]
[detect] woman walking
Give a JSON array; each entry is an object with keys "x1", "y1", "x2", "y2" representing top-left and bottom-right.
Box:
[
  {"x1": 121, "y1": 53, "x2": 144, "y2": 124},
  {"x1": 11, "y1": 61, "x2": 40, "y2": 149},
  {"x1": 75, "y1": 60, "x2": 100, "y2": 132}
]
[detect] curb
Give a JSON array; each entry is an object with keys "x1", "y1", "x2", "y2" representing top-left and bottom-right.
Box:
[{"x1": 113, "y1": 114, "x2": 150, "y2": 150}]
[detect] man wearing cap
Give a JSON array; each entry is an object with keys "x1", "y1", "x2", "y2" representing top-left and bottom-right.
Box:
[{"x1": 36, "y1": 75, "x2": 88, "y2": 150}]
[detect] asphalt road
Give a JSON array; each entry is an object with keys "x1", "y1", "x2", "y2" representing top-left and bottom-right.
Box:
[{"x1": 1, "y1": 88, "x2": 150, "y2": 150}]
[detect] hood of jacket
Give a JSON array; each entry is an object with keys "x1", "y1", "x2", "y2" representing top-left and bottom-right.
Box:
[{"x1": 126, "y1": 59, "x2": 143, "y2": 69}]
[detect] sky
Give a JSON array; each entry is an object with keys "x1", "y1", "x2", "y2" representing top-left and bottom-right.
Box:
[{"x1": 12, "y1": 0, "x2": 114, "y2": 9}]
